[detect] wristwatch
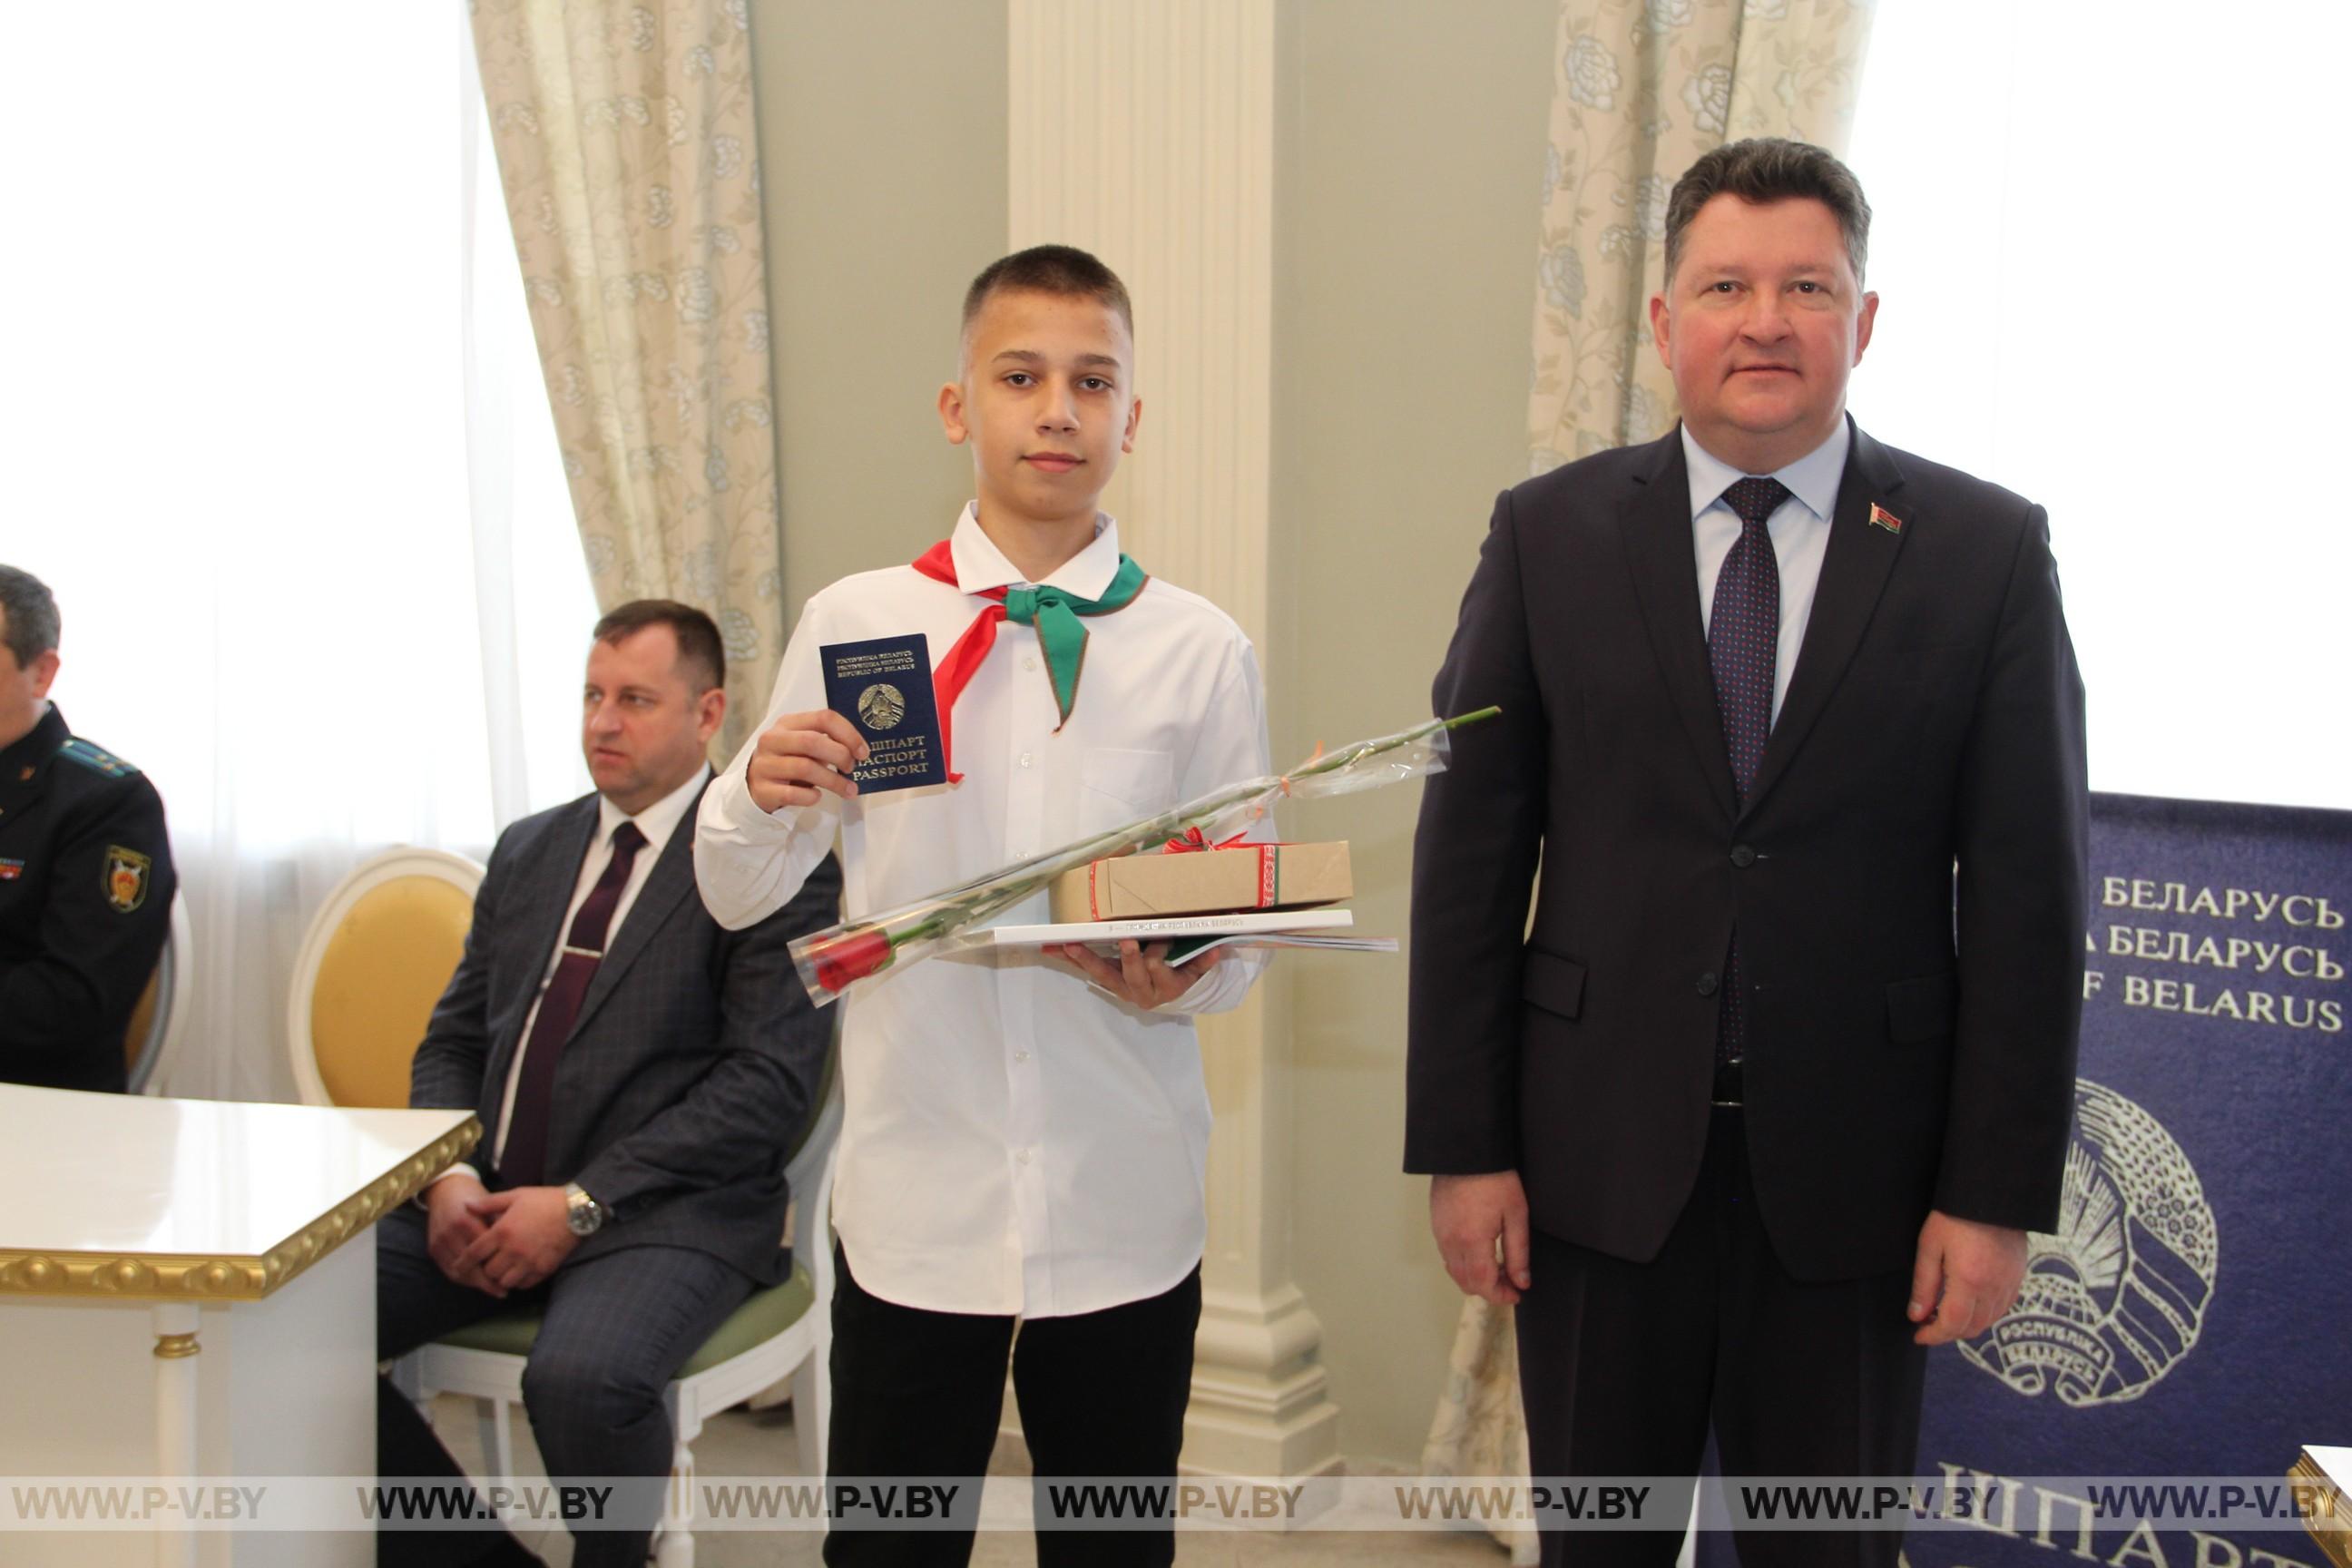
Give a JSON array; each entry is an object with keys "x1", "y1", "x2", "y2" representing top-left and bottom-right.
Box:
[{"x1": 563, "y1": 1182, "x2": 606, "y2": 1237}]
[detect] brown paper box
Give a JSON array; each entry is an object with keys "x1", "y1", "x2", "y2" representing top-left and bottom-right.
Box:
[{"x1": 1048, "y1": 841, "x2": 1354, "y2": 924}]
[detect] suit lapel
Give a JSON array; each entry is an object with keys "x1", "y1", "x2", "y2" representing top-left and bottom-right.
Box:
[
  {"x1": 566, "y1": 779, "x2": 705, "y2": 1044},
  {"x1": 1741, "y1": 423, "x2": 1910, "y2": 819},
  {"x1": 1620, "y1": 432, "x2": 1740, "y2": 822}
]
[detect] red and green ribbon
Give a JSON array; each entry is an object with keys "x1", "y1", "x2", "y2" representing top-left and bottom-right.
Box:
[{"x1": 912, "y1": 539, "x2": 1148, "y2": 781}]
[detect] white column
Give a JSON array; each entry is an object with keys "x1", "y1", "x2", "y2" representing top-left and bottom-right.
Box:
[{"x1": 1008, "y1": 0, "x2": 1339, "y2": 1476}]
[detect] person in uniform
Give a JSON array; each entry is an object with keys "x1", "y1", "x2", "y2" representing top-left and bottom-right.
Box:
[{"x1": 0, "y1": 564, "x2": 178, "y2": 1093}]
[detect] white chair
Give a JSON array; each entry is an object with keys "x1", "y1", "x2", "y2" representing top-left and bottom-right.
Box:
[
  {"x1": 123, "y1": 892, "x2": 192, "y2": 1095},
  {"x1": 287, "y1": 848, "x2": 484, "y2": 1108},
  {"x1": 400, "y1": 1064, "x2": 840, "y2": 1568}
]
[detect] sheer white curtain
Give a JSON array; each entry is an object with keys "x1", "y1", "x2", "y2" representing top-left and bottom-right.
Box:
[
  {"x1": 2, "y1": 7, "x2": 595, "y2": 1100},
  {"x1": 1846, "y1": 1, "x2": 2352, "y2": 811}
]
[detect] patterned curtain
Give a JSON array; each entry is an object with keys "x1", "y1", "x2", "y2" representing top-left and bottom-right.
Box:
[
  {"x1": 1426, "y1": 3, "x2": 1876, "y2": 1558},
  {"x1": 1423, "y1": 1296, "x2": 1540, "y2": 1563},
  {"x1": 470, "y1": 0, "x2": 780, "y2": 759}
]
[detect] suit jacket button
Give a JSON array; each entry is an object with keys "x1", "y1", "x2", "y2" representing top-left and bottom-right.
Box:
[
  {"x1": 1730, "y1": 844, "x2": 1757, "y2": 868},
  {"x1": 1696, "y1": 971, "x2": 1720, "y2": 997}
]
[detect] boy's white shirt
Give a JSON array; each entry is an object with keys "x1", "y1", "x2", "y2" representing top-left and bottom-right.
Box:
[{"x1": 695, "y1": 504, "x2": 1271, "y2": 1318}]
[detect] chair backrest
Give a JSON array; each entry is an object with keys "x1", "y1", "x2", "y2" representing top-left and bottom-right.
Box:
[
  {"x1": 288, "y1": 848, "x2": 484, "y2": 1108},
  {"x1": 123, "y1": 894, "x2": 192, "y2": 1094},
  {"x1": 781, "y1": 1022, "x2": 844, "y2": 1269}
]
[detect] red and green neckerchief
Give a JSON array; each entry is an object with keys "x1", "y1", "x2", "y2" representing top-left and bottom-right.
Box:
[{"x1": 910, "y1": 539, "x2": 1149, "y2": 782}]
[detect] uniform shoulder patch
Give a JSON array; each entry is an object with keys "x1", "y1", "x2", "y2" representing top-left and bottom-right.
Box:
[
  {"x1": 104, "y1": 846, "x2": 153, "y2": 913},
  {"x1": 58, "y1": 738, "x2": 139, "y2": 779}
]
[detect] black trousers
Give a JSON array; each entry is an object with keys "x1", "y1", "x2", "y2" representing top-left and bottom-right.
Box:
[
  {"x1": 375, "y1": 1204, "x2": 753, "y2": 1568},
  {"x1": 823, "y1": 1242, "x2": 1201, "y2": 1568},
  {"x1": 1514, "y1": 1105, "x2": 1928, "y2": 1568}
]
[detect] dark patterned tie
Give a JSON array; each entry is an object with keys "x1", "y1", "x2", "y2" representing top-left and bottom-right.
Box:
[
  {"x1": 1709, "y1": 476, "x2": 1789, "y2": 1084},
  {"x1": 498, "y1": 820, "x2": 646, "y2": 1186}
]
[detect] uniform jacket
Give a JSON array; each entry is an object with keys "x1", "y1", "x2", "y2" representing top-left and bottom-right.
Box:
[
  {"x1": 1405, "y1": 420, "x2": 2089, "y2": 1281},
  {"x1": 409, "y1": 783, "x2": 841, "y2": 1283},
  {"x1": 0, "y1": 705, "x2": 177, "y2": 1093}
]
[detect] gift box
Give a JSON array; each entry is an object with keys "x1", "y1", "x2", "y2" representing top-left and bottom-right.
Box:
[{"x1": 1048, "y1": 839, "x2": 1354, "y2": 924}]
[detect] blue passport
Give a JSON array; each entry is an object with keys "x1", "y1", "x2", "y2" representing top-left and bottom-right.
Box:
[{"x1": 819, "y1": 633, "x2": 947, "y2": 793}]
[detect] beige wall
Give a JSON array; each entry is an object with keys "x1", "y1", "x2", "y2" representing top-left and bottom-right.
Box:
[
  {"x1": 749, "y1": 0, "x2": 1557, "y2": 1471},
  {"x1": 751, "y1": 0, "x2": 1008, "y2": 648},
  {"x1": 1270, "y1": 0, "x2": 1557, "y2": 1466}
]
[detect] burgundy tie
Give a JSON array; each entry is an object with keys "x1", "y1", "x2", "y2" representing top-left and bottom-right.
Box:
[
  {"x1": 498, "y1": 819, "x2": 646, "y2": 1186},
  {"x1": 1708, "y1": 476, "x2": 1789, "y2": 1088}
]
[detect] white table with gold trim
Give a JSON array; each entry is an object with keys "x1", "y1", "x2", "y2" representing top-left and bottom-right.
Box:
[{"x1": 0, "y1": 1084, "x2": 475, "y2": 1568}]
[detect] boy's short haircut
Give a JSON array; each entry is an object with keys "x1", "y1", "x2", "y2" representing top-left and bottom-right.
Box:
[{"x1": 961, "y1": 244, "x2": 1134, "y2": 339}]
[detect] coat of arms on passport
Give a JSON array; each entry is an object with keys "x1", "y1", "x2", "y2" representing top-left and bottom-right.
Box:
[{"x1": 820, "y1": 633, "x2": 947, "y2": 793}]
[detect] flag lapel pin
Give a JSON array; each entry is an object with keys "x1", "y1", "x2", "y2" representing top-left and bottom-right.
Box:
[{"x1": 1867, "y1": 502, "x2": 1904, "y2": 534}]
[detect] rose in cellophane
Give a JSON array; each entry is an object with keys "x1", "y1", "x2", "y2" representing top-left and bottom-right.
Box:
[{"x1": 787, "y1": 708, "x2": 1497, "y2": 1004}]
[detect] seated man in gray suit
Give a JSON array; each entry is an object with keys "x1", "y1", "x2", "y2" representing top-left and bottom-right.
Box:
[{"x1": 377, "y1": 600, "x2": 840, "y2": 1568}]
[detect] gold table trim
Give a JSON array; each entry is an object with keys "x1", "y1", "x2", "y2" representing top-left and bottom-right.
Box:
[{"x1": 0, "y1": 1117, "x2": 479, "y2": 1303}]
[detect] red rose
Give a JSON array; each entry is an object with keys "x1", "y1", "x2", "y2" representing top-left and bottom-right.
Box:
[{"x1": 812, "y1": 929, "x2": 896, "y2": 995}]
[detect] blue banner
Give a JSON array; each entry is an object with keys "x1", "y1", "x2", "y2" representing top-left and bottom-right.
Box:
[{"x1": 1904, "y1": 792, "x2": 2352, "y2": 1568}]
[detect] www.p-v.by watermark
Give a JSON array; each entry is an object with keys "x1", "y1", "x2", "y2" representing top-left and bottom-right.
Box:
[{"x1": 1, "y1": 1472, "x2": 2341, "y2": 1547}]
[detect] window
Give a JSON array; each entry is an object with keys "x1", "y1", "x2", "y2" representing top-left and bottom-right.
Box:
[
  {"x1": 1847, "y1": 3, "x2": 2348, "y2": 808},
  {"x1": 2, "y1": 6, "x2": 595, "y2": 1096}
]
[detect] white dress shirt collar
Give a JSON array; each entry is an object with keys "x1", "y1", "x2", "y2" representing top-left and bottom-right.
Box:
[
  {"x1": 1681, "y1": 416, "x2": 1852, "y2": 526},
  {"x1": 594, "y1": 761, "x2": 710, "y2": 858},
  {"x1": 946, "y1": 501, "x2": 1123, "y2": 598}
]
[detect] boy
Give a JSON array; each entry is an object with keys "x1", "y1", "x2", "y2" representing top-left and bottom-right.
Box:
[{"x1": 694, "y1": 245, "x2": 1271, "y2": 1565}]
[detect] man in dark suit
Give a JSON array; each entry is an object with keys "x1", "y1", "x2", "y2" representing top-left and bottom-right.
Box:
[
  {"x1": 0, "y1": 564, "x2": 178, "y2": 1093},
  {"x1": 1406, "y1": 140, "x2": 2087, "y2": 1567},
  {"x1": 377, "y1": 600, "x2": 840, "y2": 1568}
]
